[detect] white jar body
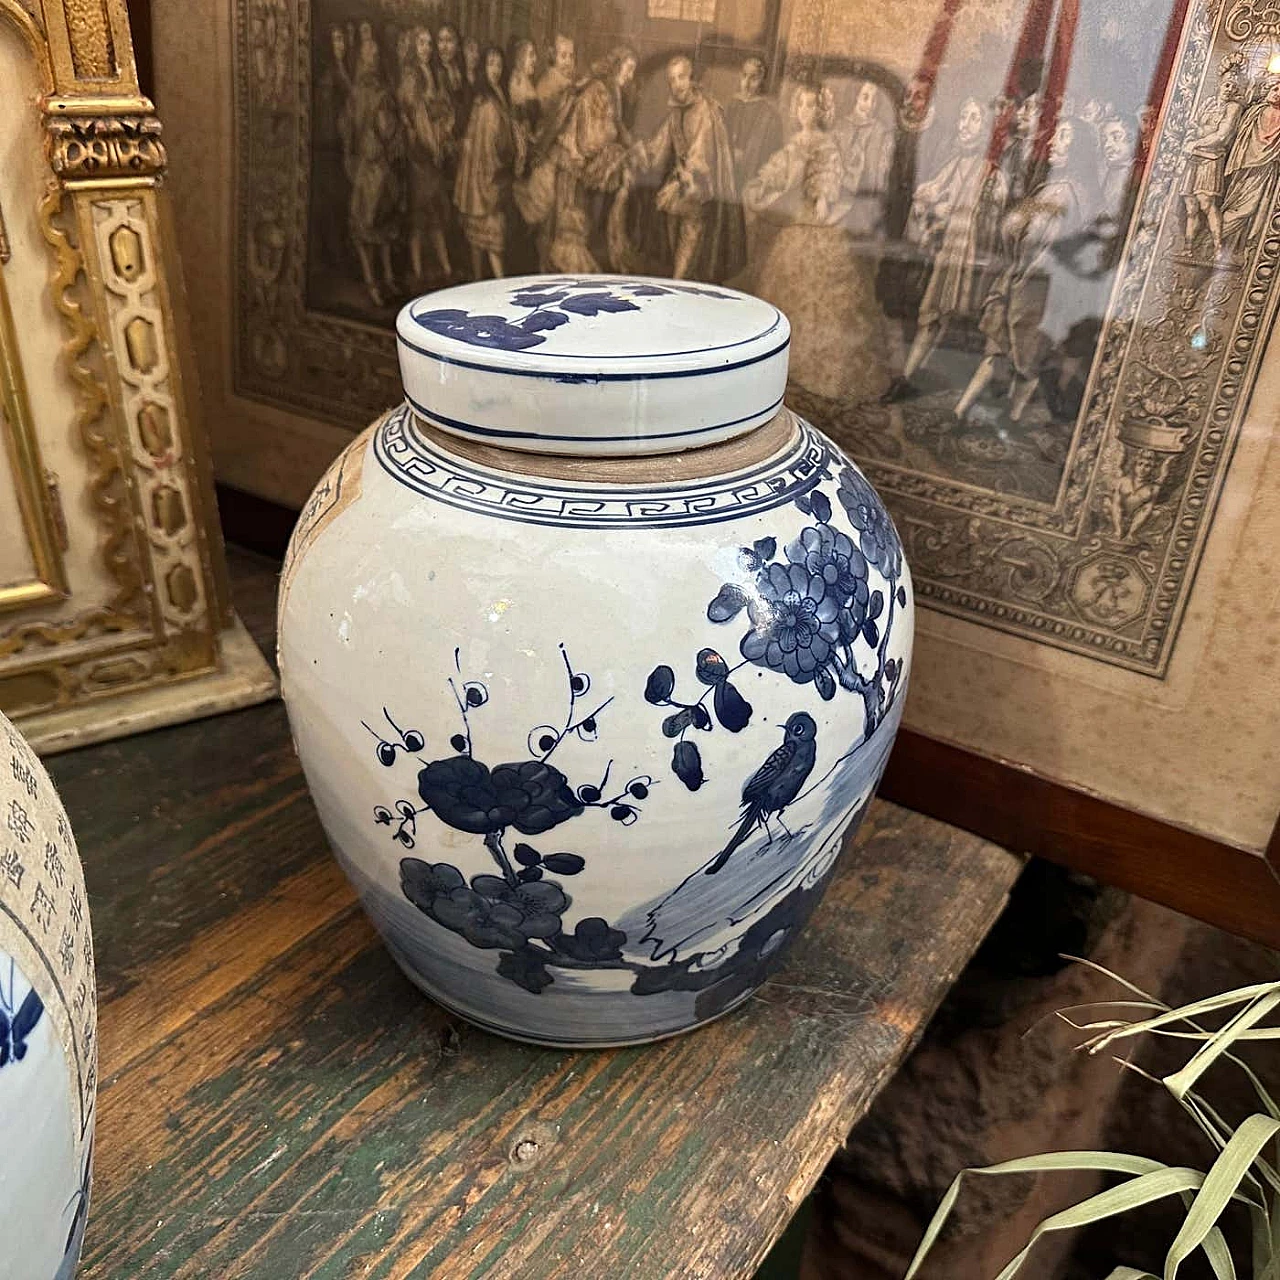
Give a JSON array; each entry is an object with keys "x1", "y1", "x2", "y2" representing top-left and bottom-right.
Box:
[
  {"x1": 0, "y1": 713, "x2": 96, "y2": 1278},
  {"x1": 279, "y1": 405, "x2": 913, "y2": 1045}
]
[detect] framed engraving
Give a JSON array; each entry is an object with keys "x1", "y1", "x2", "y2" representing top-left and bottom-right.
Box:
[
  {"x1": 0, "y1": 0, "x2": 275, "y2": 752},
  {"x1": 152, "y1": 0, "x2": 1280, "y2": 898}
]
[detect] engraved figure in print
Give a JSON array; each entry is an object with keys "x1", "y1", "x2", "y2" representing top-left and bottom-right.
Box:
[
  {"x1": 249, "y1": 214, "x2": 288, "y2": 313},
  {"x1": 1105, "y1": 447, "x2": 1170, "y2": 542},
  {"x1": 249, "y1": 0, "x2": 290, "y2": 108},
  {"x1": 957, "y1": 118, "x2": 1091, "y2": 423},
  {"x1": 706, "y1": 712, "x2": 818, "y2": 875},
  {"x1": 897, "y1": 97, "x2": 1008, "y2": 391},
  {"x1": 536, "y1": 34, "x2": 576, "y2": 118},
  {"x1": 536, "y1": 45, "x2": 637, "y2": 274},
  {"x1": 628, "y1": 55, "x2": 746, "y2": 282},
  {"x1": 744, "y1": 85, "x2": 890, "y2": 400},
  {"x1": 837, "y1": 80, "x2": 894, "y2": 240},
  {"x1": 1181, "y1": 57, "x2": 1245, "y2": 254},
  {"x1": 508, "y1": 39, "x2": 541, "y2": 156},
  {"x1": 454, "y1": 46, "x2": 518, "y2": 280},
  {"x1": 898, "y1": 74, "x2": 936, "y2": 136},
  {"x1": 724, "y1": 56, "x2": 783, "y2": 194},
  {"x1": 1098, "y1": 117, "x2": 1137, "y2": 227},
  {"x1": 1220, "y1": 76, "x2": 1280, "y2": 252},
  {"x1": 341, "y1": 32, "x2": 405, "y2": 308},
  {"x1": 434, "y1": 23, "x2": 469, "y2": 140},
  {"x1": 398, "y1": 25, "x2": 455, "y2": 287},
  {"x1": 1007, "y1": 92, "x2": 1045, "y2": 201},
  {"x1": 517, "y1": 34, "x2": 583, "y2": 270},
  {"x1": 463, "y1": 36, "x2": 482, "y2": 99}
]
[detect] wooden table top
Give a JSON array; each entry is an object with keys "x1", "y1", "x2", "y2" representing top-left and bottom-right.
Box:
[{"x1": 54, "y1": 550, "x2": 1022, "y2": 1280}]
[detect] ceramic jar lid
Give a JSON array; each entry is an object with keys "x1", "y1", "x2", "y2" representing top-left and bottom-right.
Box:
[{"x1": 395, "y1": 275, "x2": 791, "y2": 457}]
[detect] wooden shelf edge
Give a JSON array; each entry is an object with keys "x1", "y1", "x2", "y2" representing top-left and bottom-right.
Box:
[{"x1": 881, "y1": 728, "x2": 1280, "y2": 949}]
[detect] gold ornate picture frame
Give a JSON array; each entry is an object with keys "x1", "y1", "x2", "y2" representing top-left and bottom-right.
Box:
[{"x1": 0, "y1": 0, "x2": 275, "y2": 752}]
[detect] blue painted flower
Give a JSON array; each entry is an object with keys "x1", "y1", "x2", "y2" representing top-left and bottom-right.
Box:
[
  {"x1": 837, "y1": 466, "x2": 902, "y2": 578},
  {"x1": 741, "y1": 561, "x2": 842, "y2": 684},
  {"x1": 401, "y1": 858, "x2": 568, "y2": 950},
  {"x1": 785, "y1": 524, "x2": 869, "y2": 605},
  {"x1": 413, "y1": 309, "x2": 549, "y2": 351}
]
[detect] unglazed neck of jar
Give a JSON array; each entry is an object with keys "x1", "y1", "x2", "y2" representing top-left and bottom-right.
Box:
[
  {"x1": 395, "y1": 274, "x2": 792, "y2": 459},
  {"x1": 407, "y1": 405, "x2": 801, "y2": 483}
]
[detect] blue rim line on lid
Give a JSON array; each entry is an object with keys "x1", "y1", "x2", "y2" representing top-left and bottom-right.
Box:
[
  {"x1": 396, "y1": 332, "x2": 791, "y2": 383},
  {"x1": 406, "y1": 391, "x2": 788, "y2": 445},
  {"x1": 405, "y1": 303, "x2": 785, "y2": 361}
]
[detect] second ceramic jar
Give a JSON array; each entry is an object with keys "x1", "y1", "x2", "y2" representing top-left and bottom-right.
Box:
[
  {"x1": 279, "y1": 275, "x2": 913, "y2": 1047},
  {"x1": 0, "y1": 710, "x2": 96, "y2": 1279}
]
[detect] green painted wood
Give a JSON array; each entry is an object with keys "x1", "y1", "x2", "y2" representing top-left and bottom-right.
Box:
[{"x1": 50, "y1": 549, "x2": 1021, "y2": 1279}]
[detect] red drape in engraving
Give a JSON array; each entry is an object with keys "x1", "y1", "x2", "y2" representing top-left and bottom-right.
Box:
[
  {"x1": 1033, "y1": 0, "x2": 1081, "y2": 164},
  {"x1": 985, "y1": 0, "x2": 1056, "y2": 170}
]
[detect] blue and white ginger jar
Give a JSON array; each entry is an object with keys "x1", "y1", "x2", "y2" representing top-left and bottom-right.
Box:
[{"x1": 279, "y1": 275, "x2": 913, "y2": 1046}]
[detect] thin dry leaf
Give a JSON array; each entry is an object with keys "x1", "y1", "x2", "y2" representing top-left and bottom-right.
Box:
[
  {"x1": 992, "y1": 1166, "x2": 1209, "y2": 1280},
  {"x1": 1165, "y1": 993, "x2": 1280, "y2": 1101},
  {"x1": 903, "y1": 1154, "x2": 1172, "y2": 1280},
  {"x1": 907, "y1": 964, "x2": 1280, "y2": 1280},
  {"x1": 1165, "y1": 1116, "x2": 1279, "y2": 1277}
]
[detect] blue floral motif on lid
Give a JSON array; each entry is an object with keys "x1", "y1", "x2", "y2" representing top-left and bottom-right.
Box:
[{"x1": 411, "y1": 278, "x2": 735, "y2": 352}]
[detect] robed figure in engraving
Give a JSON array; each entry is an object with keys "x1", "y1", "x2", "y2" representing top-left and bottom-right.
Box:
[
  {"x1": 958, "y1": 118, "x2": 1091, "y2": 422},
  {"x1": 341, "y1": 32, "x2": 404, "y2": 308},
  {"x1": 434, "y1": 23, "x2": 469, "y2": 144},
  {"x1": 534, "y1": 45, "x2": 637, "y2": 274},
  {"x1": 514, "y1": 35, "x2": 584, "y2": 270},
  {"x1": 628, "y1": 56, "x2": 746, "y2": 282},
  {"x1": 838, "y1": 80, "x2": 895, "y2": 239},
  {"x1": 537, "y1": 34, "x2": 577, "y2": 118},
  {"x1": 312, "y1": 24, "x2": 353, "y2": 274},
  {"x1": 1221, "y1": 77, "x2": 1280, "y2": 250},
  {"x1": 1181, "y1": 66, "x2": 1244, "y2": 253},
  {"x1": 463, "y1": 36, "x2": 482, "y2": 115},
  {"x1": 454, "y1": 46, "x2": 519, "y2": 279},
  {"x1": 398, "y1": 25, "x2": 455, "y2": 286},
  {"x1": 1098, "y1": 118, "x2": 1137, "y2": 217},
  {"x1": 508, "y1": 38, "x2": 541, "y2": 147},
  {"x1": 725, "y1": 56, "x2": 783, "y2": 193},
  {"x1": 744, "y1": 85, "x2": 889, "y2": 400},
  {"x1": 899, "y1": 98, "x2": 1008, "y2": 388}
]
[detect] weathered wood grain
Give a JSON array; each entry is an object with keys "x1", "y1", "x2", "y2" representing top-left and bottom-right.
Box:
[{"x1": 49, "y1": 549, "x2": 1022, "y2": 1279}]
